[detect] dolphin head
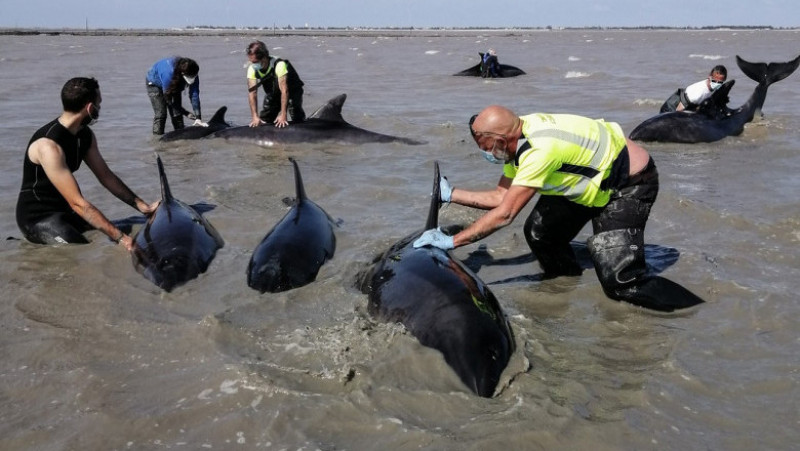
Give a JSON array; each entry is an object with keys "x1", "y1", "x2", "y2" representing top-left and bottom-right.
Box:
[
  {"x1": 143, "y1": 253, "x2": 202, "y2": 292},
  {"x1": 247, "y1": 254, "x2": 292, "y2": 293}
]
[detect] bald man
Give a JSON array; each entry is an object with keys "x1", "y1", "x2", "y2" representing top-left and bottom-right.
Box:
[{"x1": 413, "y1": 105, "x2": 704, "y2": 312}]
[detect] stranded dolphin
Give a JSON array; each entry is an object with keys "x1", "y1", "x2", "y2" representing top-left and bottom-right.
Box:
[
  {"x1": 247, "y1": 158, "x2": 336, "y2": 293},
  {"x1": 360, "y1": 161, "x2": 515, "y2": 397},
  {"x1": 630, "y1": 54, "x2": 800, "y2": 143},
  {"x1": 159, "y1": 106, "x2": 231, "y2": 142},
  {"x1": 213, "y1": 94, "x2": 425, "y2": 147},
  {"x1": 131, "y1": 155, "x2": 224, "y2": 292},
  {"x1": 453, "y1": 52, "x2": 526, "y2": 78}
]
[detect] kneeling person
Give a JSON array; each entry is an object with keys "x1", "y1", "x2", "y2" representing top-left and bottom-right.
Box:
[
  {"x1": 16, "y1": 77, "x2": 158, "y2": 251},
  {"x1": 245, "y1": 40, "x2": 306, "y2": 128}
]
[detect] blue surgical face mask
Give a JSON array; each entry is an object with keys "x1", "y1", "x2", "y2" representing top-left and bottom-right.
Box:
[
  {"x1": 252, "y1": 62, "x2": 263, "y2": 72},
  {"x1": 709, "y1": 80, "x2": 723, "y2": 91},
  {"x1": 481, "y1": 150, "x2": 505, "y2": 164},
  {"x1": 479, "y1": 136, "x2": 510, "y2": 164}
]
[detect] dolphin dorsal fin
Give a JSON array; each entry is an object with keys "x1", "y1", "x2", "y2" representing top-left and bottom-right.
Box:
[
  {"x1": 156, "y1": 155, "x2": 173, "y2": 202},
  {"x1": 424, "y1": 161, "x2": 441, "y2": 230},
  {"x1": 288, "y1": 157, "x2": 307, "y2": 203},
  {"x1": 308, "y1": 94, "x2": 347, "y2": 122},
  {"x1": 208, "y1": 106, "x2": 227, "y2": 125}
]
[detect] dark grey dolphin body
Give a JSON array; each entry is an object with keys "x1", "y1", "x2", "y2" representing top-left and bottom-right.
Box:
[
  {"x1": 158, "y1": 106, "x2": 232, "y2": 142},
  {"x1": 360, "y1": 162, "x2": 515, "y2": 397},
  {"x1": 213, "y1": 94, "x2": 424, "y2": 146},
  {"x1": 247, "y1": 158, "x2": 336, "y2": 293},
  {"x1": 131, "y1": 155, "x2": 224, "y2": 292},
  {"x1": 453, "y1": 52, "x2": 526, "y2": 77},
  {"x1": 630, "y1": 55, "x2": 800, "y2": 143}
]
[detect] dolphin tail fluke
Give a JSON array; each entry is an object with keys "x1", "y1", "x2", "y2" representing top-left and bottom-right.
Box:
[
  {"x1": 424, "y1": 161, "x2": 441, "y2": 230},
  {"x1": 737, "y1": 54, "x2": 800, "y2": 86},
  {"x1": 156, "y1": 155, "x2": 173, "y2": 202},
  {"x1": 288, "y1": 157, "x2": 307, "y2": 202}
]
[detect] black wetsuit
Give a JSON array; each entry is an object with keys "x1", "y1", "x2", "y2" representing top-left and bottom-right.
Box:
[{"x1": 16, "y1": 119, "x2": 94, "y2": 244}]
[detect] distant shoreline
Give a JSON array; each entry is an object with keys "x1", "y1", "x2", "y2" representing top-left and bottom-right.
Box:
[{"x1": 0, "y1": 26, "x2": 795, "y2": 38}]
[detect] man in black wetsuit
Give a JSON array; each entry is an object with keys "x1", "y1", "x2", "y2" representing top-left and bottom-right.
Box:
[{"x1": 16, "y1": 77, "x2": 159, "y2": 251}]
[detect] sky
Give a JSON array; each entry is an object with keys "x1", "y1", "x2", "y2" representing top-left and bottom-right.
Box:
[{"x1": 1, "y1": 0, "x2": 798, "y2": 29}]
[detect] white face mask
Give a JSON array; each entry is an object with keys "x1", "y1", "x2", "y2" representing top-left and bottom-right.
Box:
[
  {"x1": 709, "y1": 80, "x2": 723, "y2": 91},
  {"x1": 183, "y1": 75, "x2": 197, "y2": 85}
]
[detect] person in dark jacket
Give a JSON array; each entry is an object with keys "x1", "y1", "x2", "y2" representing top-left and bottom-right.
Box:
[{"x1": 481, "y1": 49, "x2": 500, "y2": 78}]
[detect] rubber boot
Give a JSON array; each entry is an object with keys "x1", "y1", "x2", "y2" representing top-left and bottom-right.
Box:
[
  {"x1": 587, "y1": 229, "x2": 704, "y2": 312},
  {"x1": 523, "y1": 206, "x2": 584, "y2": 278},
  {"x1": 527, "y1": 236, "x2": 584, "y2": 278},
  {"x1": 153, "y1": 116, "x2": 166, "y2": 135},
  {"x1": 170, "y1": 114, "x2": 185, "y2": 131}
]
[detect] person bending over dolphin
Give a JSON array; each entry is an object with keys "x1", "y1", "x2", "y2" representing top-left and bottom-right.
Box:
[
  {"x1": 16, "y1": 77, "x2": 159, "y2": 251},
  {"x1": 146, "y1": 56, "x2": 205, "y2": 135},
  {"x1": 413, "y1": 105, "x2": 704, "y2": 312},
  {"x1": 245, "y1": 40, "x2": 306, "y2": 128},
  {"x1": 660, "y1": 65, "x2": 728, "y2": 113}
]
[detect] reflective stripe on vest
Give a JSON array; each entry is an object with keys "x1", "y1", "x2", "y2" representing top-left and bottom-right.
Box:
[{"x1": 518, "y1": 119, "x2": 615, "y2": 201}]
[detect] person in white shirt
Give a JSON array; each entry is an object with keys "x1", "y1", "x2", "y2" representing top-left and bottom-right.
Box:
[{"x1": 660, "y1": 65, "x2": 727, "y2": 113}]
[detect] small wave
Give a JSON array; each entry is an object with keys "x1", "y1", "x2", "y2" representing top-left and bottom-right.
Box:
[
  {"x1": 689, "y1": 54, "x2": 725, "y2": 60},
  {"x1": 568, "y1": 56, "x2": 581, "y2": 62},
  {"x1": 425, "y1": 50, "x2": 439, "y2": 55},
  {"x1": 565, "y1": 71, "x2": 590, "y2": 79},
  {"x1": 634, "y1": 98, "x2": 662, "y2": 106}
]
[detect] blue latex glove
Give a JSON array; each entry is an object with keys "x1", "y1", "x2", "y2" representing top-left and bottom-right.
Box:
[
  {"x1": 413, "y1": 228, "x2": 454, "y2": 250},
  {"x1": 439, "y1": 176, "x2": 453, "y2": 203}
]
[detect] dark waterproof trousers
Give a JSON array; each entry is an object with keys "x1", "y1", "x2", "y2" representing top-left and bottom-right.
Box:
[
  {"x1": 259, "y1": 88, "x2": 306, "y2": 123},
  {"x1": 147, "y1": 83, "x2": 185, "y2": 134},
  {"x1": 523, "y1": 159, "x2": 704, "y2": 311}
]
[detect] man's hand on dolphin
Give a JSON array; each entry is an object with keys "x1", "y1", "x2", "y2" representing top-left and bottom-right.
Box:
[
  {"x1": 413, "y1": 228, "x2": 454, "y2": 250},
  {"x1": 249, "y1": 117, "x2": 266, "y2": 127},
  {"x1": 274, "y1": 113, "x2": 289, "y2": 128},
  {"x1": 140, "y1": 200, "x2": 161, "y2": 216}
]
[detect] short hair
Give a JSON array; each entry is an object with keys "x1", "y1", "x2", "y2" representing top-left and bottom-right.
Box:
[
  {"x1": 61, "y1": 77, "x2": 100, "y2": 113},
  {"x1": 246, "y1": 40, "x2": 269, "y2": 59},
  {"x1": 710, "y1": 65, "x2": 727, "y2": 78}
]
